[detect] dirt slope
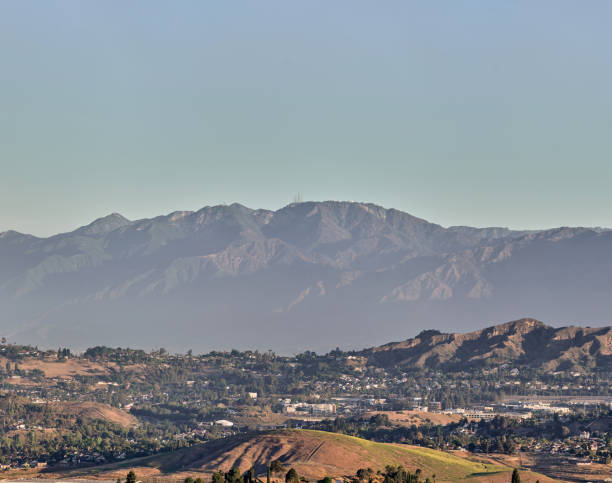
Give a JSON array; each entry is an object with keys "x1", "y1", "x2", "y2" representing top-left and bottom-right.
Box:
[{"x1": 60, "y1": 401, "x2": 138, "y2": 428}]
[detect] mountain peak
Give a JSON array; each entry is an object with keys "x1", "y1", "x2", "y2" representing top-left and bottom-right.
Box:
[
  {"x1": 0, "y1": 229, "x2": 28, "y2": 240},
  {"x1": 76, "y1": 213, "x2": 131, "y2": 236},
  {"x1": 496, "y1": 318, "x2": 548, "y2": 332},
  {"x1": 3, "y1": 201, "x2": 612, "y2": 353}
]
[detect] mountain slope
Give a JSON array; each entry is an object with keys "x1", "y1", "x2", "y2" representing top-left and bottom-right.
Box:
[
  {"x1": 363, "y1": 318, "x2": 612, "y2": 371},
  {"x1": 1, "y1": 201, "x2": 611, "y2": 353}
]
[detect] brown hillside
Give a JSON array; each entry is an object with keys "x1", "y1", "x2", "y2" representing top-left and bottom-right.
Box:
[
  {"x1": 364, "y1": 318, "x2": 612, "y2": 371},
  {"x1": 0, "y1": 356, "x2": 110, "y2": 378},
  {"x1": 59, "y1": 402, "x2": 138, "y2": 428},
  {"x1": 46, "y1": 430, "x2": 558, "y2": 483}
]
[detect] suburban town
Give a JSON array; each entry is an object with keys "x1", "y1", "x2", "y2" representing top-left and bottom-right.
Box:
[{"x1": 0, "y1": 338, "x2": 610, "y2": 481}]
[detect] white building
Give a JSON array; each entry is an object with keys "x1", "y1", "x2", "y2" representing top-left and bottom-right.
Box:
[{"x1": 215, "y1": 419, "x2": 234, "y2": 427}]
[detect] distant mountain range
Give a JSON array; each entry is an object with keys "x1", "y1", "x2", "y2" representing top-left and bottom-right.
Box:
[
  {"x1": 1, "y1": 201, "x2": 612, "y2": 353},
  {"x1": 362, "y1": 318, "x2": 612, "y2": 372}
]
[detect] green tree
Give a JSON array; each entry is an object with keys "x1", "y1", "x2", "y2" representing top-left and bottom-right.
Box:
[
  {"x1": 356, "y1": 468, "x2": 374, "y2": 482},
  {"x1": 370, "y1": 413, "x2": 391, "y2": 427},
  {"x1": 212, "y1": 471, "x2": 225, "y2": 483},
  {"x1": 270, "y1": 460, "x2": 286, "y2": 475},
  {"x1": 126, "y1": 471, "x2": 137, "y2": 483},
  {"x1": 511, "y1": 468, "x2": 520, "y2": 483},
  {"x1": 226, "y1": 468, "x2": 242, "y2": 483},
  {"x1": 285, "y1": 468, "x2": 299, "y2": 483},
  {"x1": 185, "y1": 478, "x2": 195, "y2": 483},
  {"x1": 243, "y1": 468, "x2": 254, "y2": 483}
]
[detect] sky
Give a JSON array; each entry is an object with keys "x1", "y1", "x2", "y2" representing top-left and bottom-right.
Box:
[{"x1": 1, "y1": 1, "x2": 611, "y2": 237}]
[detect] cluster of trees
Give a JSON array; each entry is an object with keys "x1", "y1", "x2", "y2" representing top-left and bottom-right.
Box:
[
  {"x1": 208, "y1": 460, "x2": 291, "y2": 483},
  {"x1": 118, "y1": 466, "x2": 529, "y2": 483},
  {"x1": 177, "y1": 463, "x2": 447, "y2": 483},
  {"x1": 379, "y1": 465, "x2": 431, "y2": 483},
  {"x1": 84, "y1": 346, "x2": 148, "y2": 362},
  {"x1": 57, "y1": 348, "x2": 71, "y2": 359},
  {"x1": 0, "y1": 395, "x2": 204, "y2": 467},
  {"x1": 0, "y1": 343, "x2": 41, "y2": 360},
  {"x1": 208, "y1": 464, "x2": 311, "y2": 483},
  {"x1": 120, "y1": 465, "x2": 528, "y2": 483},
  {"x1": 310, "y1": 411, "x2": 612, "y2": 461}
]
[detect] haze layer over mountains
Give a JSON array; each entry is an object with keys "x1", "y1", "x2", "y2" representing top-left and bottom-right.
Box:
[{"x1": 1, "y1": 201, "x2": 611, "y2": 353}]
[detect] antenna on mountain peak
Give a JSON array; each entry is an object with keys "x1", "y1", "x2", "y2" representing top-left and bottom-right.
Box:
[{"x1": 293, "y1": 192, "x2": 303, "y2": 203}]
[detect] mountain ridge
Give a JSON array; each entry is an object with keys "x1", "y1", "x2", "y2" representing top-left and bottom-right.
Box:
[
  {"x1": 362, "y1": 318, "x2": 612, "y2": 371},
  {"x1": 0, "y1": 201, "x2": 546, "y2": 239},
  {"x1": 1, "y1": 201, "x2": 612, "y2": 353}
]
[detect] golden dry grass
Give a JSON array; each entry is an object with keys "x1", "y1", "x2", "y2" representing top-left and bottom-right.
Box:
[
  {"x1": 1, "y1": 356, "x2": 110, "y2": 378},
  {"x1": 61, "y1": 401, "x2": 138, "y2": 428},
  {"x1": 233, "y1": 408, "x2": 291, "y2": 428},
  {"x1": 36, "y1": 430, "x2": 561, "y2": 483},
  {"x1": 366, "y1": 410, "x2": 463, "y2": 427}
]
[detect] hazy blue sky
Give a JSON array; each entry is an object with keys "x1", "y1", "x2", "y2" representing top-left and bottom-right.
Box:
[{"x1": 1, "y1": 1, "x2": 611, "y2": 236}]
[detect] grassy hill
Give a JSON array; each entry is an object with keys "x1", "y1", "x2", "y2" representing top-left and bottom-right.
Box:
[
  {"x1": 60, "y1": 401, "x2": 138, "y2": 428},
  {"x1": 43, "y1": 430, "x2": 559, "y2": 482}
]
